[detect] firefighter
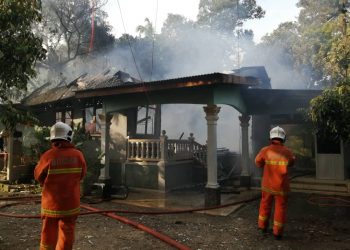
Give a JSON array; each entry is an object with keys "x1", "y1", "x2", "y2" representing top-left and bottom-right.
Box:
[
  {"x1": 34, "y1": 122, "x2": 87, "y2": 250},
  {"x1": 255, "y1": 126, "x2": 295, "y2": 240}
]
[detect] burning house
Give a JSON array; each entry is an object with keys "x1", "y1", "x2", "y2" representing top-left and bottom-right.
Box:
[{"x1": 1, "y1": 66, "x2": 349, "y2": 203}]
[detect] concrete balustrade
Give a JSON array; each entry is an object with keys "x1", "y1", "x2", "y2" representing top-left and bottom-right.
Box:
[{"x1": 126, "y1": 131, "x2": 207, "y2": 164}]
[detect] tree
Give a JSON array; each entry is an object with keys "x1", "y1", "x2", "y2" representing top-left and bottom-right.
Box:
[
  {"x1": 33, "y1": 0, "x2": 115, "y2": 87},
  {"x1": 161, "y1": 14, "x2": 197, "y2": 39},
  {"x1": 296, "y1": 1, "x2": 350, "y2": 141},
  {"x1": 136, "y1": 18, "x2": 155, "y2": 38},
  {"x1": 41, "y1": 0, "x2": 113, "y2": 64},
  {"x1": 0, "y1": 0, "x2": 45, "y2": 182},
  {"x1": 0, "y1": 0, "x2": 46, "y2": 102},
  {"x1": 197, "y1": 0, "x2": 265, "y2": 33},
  {"x1": 293, "y1": 0, "x2": 347, "y2": 88},
  {"x1": 308, "y1": 82, "x2": 350, "y2": 142}
]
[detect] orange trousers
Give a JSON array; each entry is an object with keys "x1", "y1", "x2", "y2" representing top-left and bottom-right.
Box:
[
  {"x1": 40, "y1": 216, "x2": 77, "y2": 250},
  {"x1": 258, "y1": 191, "x2": 288, "y2": 236}
]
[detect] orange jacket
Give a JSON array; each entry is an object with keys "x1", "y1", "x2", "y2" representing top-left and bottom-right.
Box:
[
  {"x1": 34, "y1": 141, "x2": 87, "y2": 218},
  {"x1": 255, "y1": 140, "x2": 295, "y2": 195}
]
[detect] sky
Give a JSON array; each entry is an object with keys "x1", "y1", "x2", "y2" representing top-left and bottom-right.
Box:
[{"x1": 103, "y1": 0, "x2": 301, "y2": 43}]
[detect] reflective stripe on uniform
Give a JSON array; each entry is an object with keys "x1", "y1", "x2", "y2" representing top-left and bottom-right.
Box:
[
  {"x1": 261, "y1": 186, "x2": 287, "y2": 196},
  {"x1": 40, "y1": 242, "x2": 55, "y2": 250},
  {"x1": 48, "y1": 168, "x2": 82, "y2": 174},
  {"x1": 259, "y1": 215, "x2": 268, "y2": 221},
  {"x1": 265, "y1": 160, "x2": 289, "y2": 166},
  {"x1": 274, "y1": 220, "x2": 284, "y2": 228},
  {"x1": 41, "y1": 207, "x2": 80, "y2": 217}
]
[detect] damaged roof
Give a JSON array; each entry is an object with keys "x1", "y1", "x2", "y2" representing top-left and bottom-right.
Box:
[
  {"x1": 75, "y1": 72, "x2": 258, "y2": 99},
  {"x1": 22, "y1": 70, "x2": 140, "y2": 106},
  {"x1": 23, "y1": 70, "x2": 257, "y2": 106},
  {"x1": 76, "y1": 70, "x2": 141, "y2": 90}
]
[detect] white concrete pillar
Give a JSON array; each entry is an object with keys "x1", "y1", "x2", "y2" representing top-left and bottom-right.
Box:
[
  {"x1": 239, "y1": 114, "x2": 251, "y2": 187},
  {"x1": 204, "y1": 105, "x2": 221, "y2": 188},
  {"x1": 157, "y1": 130, "x2": 168, "y2": 191},
  {"x1": 203, "y1": 105, "x2": 221, "y2": 206}
]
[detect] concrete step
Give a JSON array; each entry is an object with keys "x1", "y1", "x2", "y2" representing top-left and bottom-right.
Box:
[
  {"x1": 0, "y1": 181, "x2": 40, "y2": 193},
  {"x1": 290, "y1": 177, "x2": 350, "y2": 196}
]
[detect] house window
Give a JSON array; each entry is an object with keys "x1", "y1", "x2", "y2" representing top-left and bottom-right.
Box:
[{"x1": 136, "y1": 105, "x2": 156, "y2": 135}]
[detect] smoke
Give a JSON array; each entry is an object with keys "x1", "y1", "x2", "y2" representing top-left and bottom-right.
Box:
[
  {"x1": 242, "y1": 44, "x2": 306, "y2": 89},
  {"x1": 32, "y1": 9, "x2": 308, "y2": 151},
  {"x1": 155, "y1": 28, "x2": 237, "y2": 78},
  {"x1": 162, "y1": 104, "x2": 241, "y2": 152}
]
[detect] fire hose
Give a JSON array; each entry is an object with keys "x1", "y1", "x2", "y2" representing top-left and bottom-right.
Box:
[
  {"x1": 1, "y1": 193, "x2": 349, "y2": 249},
  {"x1": 0, "y1": 195, "x2": 260, "y2": 217},
  {"x1": 80, "y1": 204, "x2": 191, "y2": 250},
  {"x1": 306, "y1": 195, "x2": 350, "y2": 207}
]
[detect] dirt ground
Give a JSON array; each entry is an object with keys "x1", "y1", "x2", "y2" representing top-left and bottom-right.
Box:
[{"x1": 0, "y1": 190, "x2": 350, "y2": 250}]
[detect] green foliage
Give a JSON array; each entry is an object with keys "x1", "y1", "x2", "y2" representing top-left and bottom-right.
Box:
[
  {"x1": 71, "y1": 123, "x2": 103, "y2": 196},
  {"x1": 24, "y1": 126, "x2": 51, "y2": 163},
  {"x1": 197, "y1": 0, "x2": 265, "y2": 32},
  {"x1": 28, "y1": 123, "x2": 103, "y2": 196},
  {"x1": 294, "y1": 0, "x2": 350, "y2": 87},
  {"x1": 72, "y1": 123, "x2": 90, "y2": 149},
  {"x1": 0, "y1": 103, "x2": 39, "y2": 132},
  {"x1": 308, "y1": 83, "x2": 350, "y2": 142},
  {"x1": 261, "y1": 1, "x2": 350, "y2": 139},
  {"x1": 259, "y1": 1, "x2": 350, "y2": 88},
  {"x1": 0, "y1": 0, "x2": 46, "y2": 102}
]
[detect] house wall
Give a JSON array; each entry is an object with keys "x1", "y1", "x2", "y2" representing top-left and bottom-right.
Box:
[
  {"x1": 164, "y1": 161, "x2": 206, "y2": 191},
  {"x1": 315, "y1": 138, "x2": 349, "y2": 180},
  {"x1": 123, "y1": 160, "x2": 206, "y2": 192},
  {"x1": 124, "y1": 162, "x2": 159, "y2": 189}
]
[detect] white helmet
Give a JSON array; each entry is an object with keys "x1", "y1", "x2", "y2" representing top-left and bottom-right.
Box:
[
  {"x1": 50, "y1": 122, "x2": 73, "y2": 142},
  {"x1": 269, "y1": 126, "x2": 286, "y2": 141}
]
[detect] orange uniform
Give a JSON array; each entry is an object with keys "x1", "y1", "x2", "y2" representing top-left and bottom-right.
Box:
[
  {"x1": 255, "y1": 139, "x2": 295, "y2": 237},
  {"x1": 34, "y1": 141, "x2": 87, "y2": 250}
]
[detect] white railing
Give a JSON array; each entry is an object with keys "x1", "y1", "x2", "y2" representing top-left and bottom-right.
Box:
[
  {"x1": 127, "y1": 139, "x2": 161, "y2": 161},
  {"x1": 193, "y1": 141, "x2": 207, "y2": 165},
  {"x1": 126, "y1": 131, "x2": 207, "y2": 165},
  {"x1": 167, "y1": 139, "x2": 193, "y2": 161}
]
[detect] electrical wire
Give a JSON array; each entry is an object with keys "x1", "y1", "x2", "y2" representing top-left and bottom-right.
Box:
[
  {"x1": 116, "y1": 0, "x2": 152, "y2": 106},
  {"x1": 116, "y1": 0, "x2": 143, "y2": 82}
]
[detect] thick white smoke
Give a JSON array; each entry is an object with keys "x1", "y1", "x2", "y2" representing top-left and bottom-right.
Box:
[{"x1": 33, "y1": 9, "x2": 308, "y2": 151}]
